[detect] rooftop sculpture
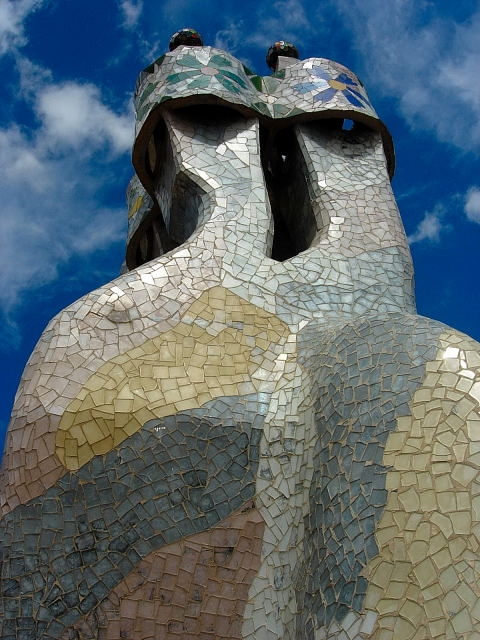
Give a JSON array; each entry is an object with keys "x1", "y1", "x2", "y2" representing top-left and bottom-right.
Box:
[{"x1": 1, "y1": 29, "x2": 480, "y2": 640}]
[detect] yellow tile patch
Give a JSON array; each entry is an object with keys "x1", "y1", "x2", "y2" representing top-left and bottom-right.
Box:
[
  {"x1": 56, "y1": 286, "x2": 292, "y2": 469},
  {"x1": 128, "y1": 195, "x2": 144, "y2": 219},
  {"x1": 363, "y1": 330, "x2": 480, "y2": 639}
]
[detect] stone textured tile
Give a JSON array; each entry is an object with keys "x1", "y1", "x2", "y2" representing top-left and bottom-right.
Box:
[{"x1": 1, "y1": 33, "x2": 480, "y2": 640}]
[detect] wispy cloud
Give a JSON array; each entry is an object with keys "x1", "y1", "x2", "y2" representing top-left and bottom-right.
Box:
[
  {"x1": 465, "y1": 187, "x2": 480, "y2": 223},
  {"x1": 150, "y1": 0, "x2": 316, "y2": 61},
  {"x1": 37, "y1": 82, "x2": 132, "y2": 154},
  {"x1": 243, "y1": 0, "x2": 314, "y2": 51},
  {"x1": 236, "y1": 0, "x2": 320, "y2": 52},
  {"x1": 407, "y1": 206, "x2": 445, "y2": 245},
  {"x1": 0, "y1": 0, "x2": 135, "y2": 340},
  {"x1": 0, "y1": 0, "x2": 44, "y2": 55},
  {"x1": 325, "y1": 0, "x2": 480, "y2": 152},
  {"x1": 0, "y1": 123, "x2": 127, "y2": 310},
  {"x1": 118, "y1": 0, "x2": 143, "y2": 29},
  {"x1": 214, "y1": 21, "x2": 245, "y2": 55},
  {"x1": 0, "y1": 70, "x2": 132, "y2": 315},
  {"x1": 211, "y1": 0, "x2": 326, "y2": 69}
]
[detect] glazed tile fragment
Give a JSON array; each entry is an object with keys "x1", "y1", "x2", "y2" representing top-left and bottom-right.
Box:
[{"x1": 1, "y1": 33, "x2": 480, "y2": 640}]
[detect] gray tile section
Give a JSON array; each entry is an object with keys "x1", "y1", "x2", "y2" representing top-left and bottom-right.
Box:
[
  {"x1": 294, "y1": 313, "x2": 446, "y2": 636},
  {"x1": 0, "y1": 394, "x2": 266, "y2": 640},
  {"x1": 277, "y1": 247, "x2": 414, "y2": 317}
]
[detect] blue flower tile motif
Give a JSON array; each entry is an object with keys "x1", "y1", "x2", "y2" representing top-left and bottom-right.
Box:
[{"x1": 292, "y1": 66, "x2": 371, "y2": 109}]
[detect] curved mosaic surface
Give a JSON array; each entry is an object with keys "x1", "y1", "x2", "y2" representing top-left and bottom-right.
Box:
[
  {"x1": 130, "y1": 45, "x2": 394, "y2": 252},
  {"x1": 363, "y1": 330, "x2": 480, "y2": 639},
  {"x1": 296, "y1": 327, "x2": 480, "y2": 640},
  {"x1": 60, "y1": 506, "x2": 265, "y2": 639},
  {"x1": 0, "y1": 396, "x2": 265, "y2": 638},
  {"x1": 133, "y1": 48, "x2": 383, "y2": 131},
  {"x1": 2, "y1": 38, "x2": 480, "y2": 640},
  {"x1": 55, "y1": 285, "x2": 290, "y2": 470},
  {"x1": 295, "y1": 314, "x2": 446, "y2": 634}
]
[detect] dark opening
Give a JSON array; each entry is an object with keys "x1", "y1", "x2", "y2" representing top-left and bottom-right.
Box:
[
  {"x1": 261, "y1": 126, "x2": 317, "y2": 261},
  {"x1": 168, "y1": 173, "x2": 206, "y2": 246},
  {"x1": 134, "y1": 213, "x2": 164, "y2": 268},
  {"x1": 132, "y1": 112, "x2": 368, "y2": 268}
]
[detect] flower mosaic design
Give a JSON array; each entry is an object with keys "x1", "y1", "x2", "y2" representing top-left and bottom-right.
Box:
[
  {"x1": 165, "y1": 52, "x2": 250, "y2": 95},
  {"x1": 292, "y1": 66, "x2": 371, "y2": 108}
]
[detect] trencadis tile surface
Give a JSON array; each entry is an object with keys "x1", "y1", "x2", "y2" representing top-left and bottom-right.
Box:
[{"x1": 1, "y1": 30, "x2": 480, "y2": 640}]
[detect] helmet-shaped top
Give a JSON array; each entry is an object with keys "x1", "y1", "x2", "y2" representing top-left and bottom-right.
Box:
[{"x1": 126, "y1": 30, "x2": 395, "y2": 268}]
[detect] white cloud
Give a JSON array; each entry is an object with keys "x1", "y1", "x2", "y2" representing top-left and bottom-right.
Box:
[
  {"x1": 407, "y1": 208, "x2": 444, "y2": 245},
  {"x1": 0, "y1": 1, "x2": 135, "y2": 331},
  {"x1": 0, "y1": 123, "x2": 127, "y2": 311},
  {"x1": 0, "y1": 0, "x2": 44, "y2": 55},
  {"x1": 214, "y1": 22, "x2": 244, "y2": 55},
  {"x1": 0, "y1": 72, "x2": 133, "y2": 314},
  {"x1": 119, "y1": 0, "x2": 143, "y2": 29},
  {"x1": 151, "y1": 0, "x2": 318, "y2": 64},
  {"x1": 15, "y1": 54, "x2": 51, "y2": 98},
  {"x1": 1, "y1": 126, "x2": 51, "y2": 187},
  {"x1": 212, "y1": 0, "x2": 325, "y2": 69},
  {"x1": 465, "y1": 187, "x2": 480, "y2": 223},
  {"x1": 37, "y1": 82, "x2": 133, "y2": 155},
  {"x1": 245, "y1": 0, "x2": 313, "y2": 50},
  {"x1": 325, "y1": 0, "x2": 480, "y2": 152}
]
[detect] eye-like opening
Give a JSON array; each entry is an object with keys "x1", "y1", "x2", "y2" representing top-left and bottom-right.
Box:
[
  {"x1": 311, "y1": 117, "x2": 371, "y2": 134},
  {"x1": 145, "y1": 118, "x2": 167, "y2": 180},
  {"x1": 134, "y1": 211, "x2": 164, "y2": 267},
  {"x1": 305, "y1": 118, "x2": 378, "y2": 156},
  {"x1": 261, "y1": 125, "x2": 317, "y2": 262},
  {"x1": 131, "y1": 112, "x2": 380, "y2": 269},
  {"x1": 168, "y1": 172, "x2": 207, "y2": 246}
]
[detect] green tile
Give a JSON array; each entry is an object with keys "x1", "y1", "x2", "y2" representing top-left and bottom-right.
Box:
[
  {"x1": 248, "y1": 75, "x2": 263, "y2": 92},
  {"x1": 176, "y1": 53, "x2": 203, "y2": 68},
  {"x1": 221, "y1": 69, "x2": 248, "y2": 89},
  {"x1": 210, "y1": 53, "x2": 233, "y2": 68},
  {"x1": 188, "y1": 74, "x2": 212, "y2": 91},
  {"x1": 166, "y1": 70, "x2": 199, "y2": 85},
  {"x1": 137, "y1": 82, "x2": 156, "y2": 107}
]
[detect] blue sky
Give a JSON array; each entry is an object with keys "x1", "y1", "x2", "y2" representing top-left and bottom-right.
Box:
[{"x1": 1, "y1": 0, "x2": 479, "y2": 447}]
